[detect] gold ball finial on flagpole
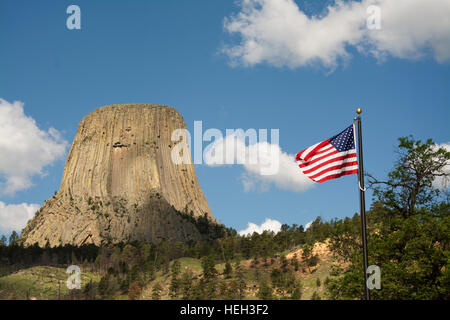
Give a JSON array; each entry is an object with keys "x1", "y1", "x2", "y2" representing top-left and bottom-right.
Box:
[{"x1": 356, "y1": 108, "x2": 362, "y2": 114}]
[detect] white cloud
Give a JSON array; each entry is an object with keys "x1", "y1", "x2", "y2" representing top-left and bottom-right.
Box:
[
  {"x1": 0, "y1": 98, "x2": 68, "y2": 195},
  {"x1": 304, "y1": 220, "x2": 313, "y2": 231},
  {"x1": 204, "y1": 134, "x2": 314, "y2": 192},
  {"x1": 0, "y1": 201, "x2": 40, "y2": 233},
  {"x1": 238, "y1": 218, "x2": 282, "y2": 236},
  {"x1": 223, "y1": 0, "x2": 450, "y2": 70},
  {"x1": 433, "y1": 143, "x2": 450, "y2": 190},
  {"x1": 240, "y1": 146, "x2": 314, "y2": 192}
]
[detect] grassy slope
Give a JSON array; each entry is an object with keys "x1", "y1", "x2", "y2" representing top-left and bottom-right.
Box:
[{"x1": 0, "y1": 266, "x2": 100, "y2": 300}]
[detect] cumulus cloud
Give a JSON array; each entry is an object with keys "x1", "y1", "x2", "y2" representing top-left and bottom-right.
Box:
[
  {"x1": 223, "y1": 0, "x2": 450, "y2": 69},
  {"x1": 433, "y1": 143, "x2": 450, "y2": 190},
  {"x1": 204, "y1": 133, "x2": 314, "y2": 192},
  {"x1": 0, "y1": 98, "x2": 68, "y2": 195},
  {"x1": 238, "y1": 218, "x2": 282, "y2": 236},
  {"x1": 0, "y1": 201, "x2": 40, "y2": 233}
]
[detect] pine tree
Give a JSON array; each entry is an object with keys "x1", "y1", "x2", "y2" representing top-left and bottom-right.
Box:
[
  {"x1": 301, "y1": 244, "x2": 318, "y2": 272},
  {"x1": 280, "y1": 255, "x2": 288, "y2": 271},
  {"x1": 71, "y1": 251, "x2": 79, "y2": 265},
  {"x1": 205, "y1": 278, "x2": 218, "y2": 300},
  {"x1": 0, "y1": 235, "x2": 7, "y2": 246},
  {"x1": 257, "y1": 281, "x2": 273, "y2": 300},
  {"x1": 169, "y1": 276, "x2": 180, "y2": 299},
  {"x1": 311, "y1": 291, "x2": 321, "y2": 300},
  {"x1": 291, "y1": 287, "x2": 302, "y2": 300},
  {"x1": 224, "y1": 262, "x2": 232, "y2": 279},
  {"x1": 180, "y1": 271, "x2": 194, "y2": 299},
  {"x1": 234, "y1": 265, "x2": 247, "y2": 300},
  {"x1": 201, "y1": 254, "x2": 217, "y2": 279},
  {"x1": 171, "y1": 260, "x2": 181, "y2": 277},
  {"x1": 98, "y1": 275, "x2": 110, "y2": 297},
  {"x1": 151, "y1": 282, "x2": 162, "y2": 300},
  {"x1": 83, "y1": 280, "x2": 96, "y2": 300},
  {"x1": 8, "y1": 231, "x2": 18, "y2": 245},
  {"x1": 128, "y1": 282, "x2": 142, "y2": 300}
]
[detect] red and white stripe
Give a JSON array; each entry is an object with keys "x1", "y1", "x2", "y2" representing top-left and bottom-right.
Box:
[{"x1": 296, "y1": 140, "x2": 358, "y2": 183}]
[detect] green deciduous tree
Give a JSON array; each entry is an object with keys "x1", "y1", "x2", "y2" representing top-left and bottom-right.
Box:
[
  {"x1": 328, "y1": 136, "x2": 450, "y2": 300},
  {"x1": 367, "y1": 136, "x2": 450, "y2": 218}
]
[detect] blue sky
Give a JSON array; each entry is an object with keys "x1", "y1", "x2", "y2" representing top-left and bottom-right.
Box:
[{"x1": 1, "y1": 0, "x2": 449, "y2": 237}]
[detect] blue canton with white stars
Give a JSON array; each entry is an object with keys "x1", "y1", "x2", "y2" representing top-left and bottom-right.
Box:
[{"x1": 329, "y1": 125, "x2": 355, "y2": 152}]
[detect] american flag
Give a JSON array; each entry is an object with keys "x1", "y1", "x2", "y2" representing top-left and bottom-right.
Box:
[{"x1": 296, "y1": 125, "x2": 358, "y2": 183}]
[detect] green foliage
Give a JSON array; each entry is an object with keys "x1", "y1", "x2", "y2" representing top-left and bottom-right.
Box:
[
  {"x1": 180, "y1": 271, "x2": 195, "y2": 299},
  {"x1": 171, "y1": 260, "x2": 181, "y2": 277},
  {"x1": 9, "y1": 231, "x2": 19, "y2": 245},
  {"x1": 169, "y1": 277, "x2": 181, "y2": 299},
  {"x1": 311, "y1": 291, "x2": 321, "y2": 300},
  {"x1": 0, "y1": 235, "x2": 6, "y2": 246},
  {"x1": 257, "y1": 281, "x2": 273, "y2": 300},
  {"x1": 83, "y1": 280, "x2": 96, "y2": 300},
  {"x1": 151, "y1": 282, "x2": 162, "y2": 300},
  {"x1": 177, "y1": 211, "x2": 230, "y2": 241},
  {"x1": 291, "y1": 287, "x2": 302, "y2": 300},
  {"x1": 301, "y1": 244, "x2": 319, "y2": 272},
  {"x1": 0, "y1": 266, "x2": 100, "y2": 300},
  {"x1": 290, "y1": 254, "x2": 299, "y2": 271},
  {"x1": 280, "y1": 255, "x2": 288, "y2": 271},
  {"x1": 98, "y1": 274, "x2": 119, "y2": 298},
  {"x1": 201, "y1": 254, "x2": 217, "y2": 279},
  {"x1": 328, "y1": 136, "x2": 450, "y2": 300},
  {"x1": 224, "y1": 262, "x2": 233, "y2": 279},
  {"x1": 219, "y1": 281, "x2": 237, "y2": 299},
  {"x1": 233, "y1": 265, "x2": 247, "y2": 300},
  {"x1": 128, "y1": 281, "x2": 142, "y2": 300},
  {"x1": 270, "y1": 268, "x2": 297, "y2": 294},
  {"x1": 222, "y1": 237, "x2": 235, "y2": 261},
  {"x1": 368, "y1": 136, "x2": 450, "y2": 218}
]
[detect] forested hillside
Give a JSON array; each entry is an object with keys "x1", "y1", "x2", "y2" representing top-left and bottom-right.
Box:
[{"x1": 1, "y1": 137, "x2": 449, "y2": 300}]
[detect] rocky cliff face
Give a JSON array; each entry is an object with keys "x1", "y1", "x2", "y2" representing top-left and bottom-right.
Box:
[{"x1": 21, "y1": 104, "x2": 215, "y2": 247}]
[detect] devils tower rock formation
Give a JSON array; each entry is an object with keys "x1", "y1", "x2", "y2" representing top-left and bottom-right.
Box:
[{"x1": 21, "y1": 104, "x2": 215, "y2": 247}]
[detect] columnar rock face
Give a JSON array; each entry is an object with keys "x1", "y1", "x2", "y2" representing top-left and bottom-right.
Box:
[{"x1": 21, "y1": 104, "x2": 215, "y2": 247}]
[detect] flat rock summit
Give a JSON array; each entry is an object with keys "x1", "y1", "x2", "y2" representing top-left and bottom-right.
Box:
[{"x1": 20, "y1": 104, "x2": 215, "y2": 247}]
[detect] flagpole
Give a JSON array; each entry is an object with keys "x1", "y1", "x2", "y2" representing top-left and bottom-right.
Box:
[{"x1": 355, "y1": 108, "x2": 370, "y2": 300}]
